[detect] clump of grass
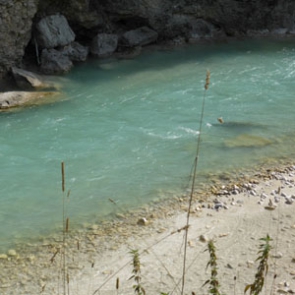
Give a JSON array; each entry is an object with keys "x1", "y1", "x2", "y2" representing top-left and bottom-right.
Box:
[
  {"x1": 244, "y1": 234, "x2": 272, "y2": 295},
  {"x1": 129, "y1": 249, "x2": 146, "y2": 295},
  {"x1": 203, "y1": 239, "x2": 223, "y2": 295}
]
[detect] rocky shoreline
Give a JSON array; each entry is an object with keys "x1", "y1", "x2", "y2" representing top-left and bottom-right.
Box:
[
  {"x1": 2, "y1": 0, "x2": 295, "y2": 110},
  {"x1": 2, "y1": 0, "x2": 295, "y2": 80},
  {"x1": 1, "y1": 159, "x2": 295, "y2": 294}
]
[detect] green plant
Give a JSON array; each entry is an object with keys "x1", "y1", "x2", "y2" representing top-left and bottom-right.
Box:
[
  {"x1": 244, "y1": 235, "x2": 272, "y2": 295},
  {"x1": 129, "y1": 249, "x2": 146, "y2": 295},
  {"x1": 203, "y1": 239, "x2": 222, "y2": 295}
]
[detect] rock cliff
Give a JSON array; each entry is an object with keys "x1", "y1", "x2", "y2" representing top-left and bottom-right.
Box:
[
  {"x1": 0, "y1": 0, "x2": 38, "y2": 78},
  {"x1": 1, "y1": 0, "x2": 295, "y2": 78}
]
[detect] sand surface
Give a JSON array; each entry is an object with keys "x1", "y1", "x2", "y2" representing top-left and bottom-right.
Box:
[{"x1": 1, "y1": 165, "x2": 295, "y2": 295}]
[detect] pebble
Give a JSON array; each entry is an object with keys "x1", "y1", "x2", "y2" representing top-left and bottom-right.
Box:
[
  {"x1": 188, "y1": 240, "x2": 195, "y2": 247},
  {"x1": 0, "y1": 254, "x2": 8, "y2": 259},
  {"x1": 27, "y1": 255, "x2": 35, "y2": 263},
  {"x1": 261, "y1": 193, "x2": 268, "y2": 199},
  {"x1": 7, "y1": 249, "x2": 17, "y2": 257},
  {"x1": 285, "y1": 198, "x2": 293, "y2": 205},
  {"x1": 137, "y1": 217, "x2": 148, "y2": 226},
  {"x1": 272, "y1": 252, "x2": 283, "y2": 259},
  {"x1": 90, "y1": 224, "x2": 99, "y2": 230},
  {"x1": 277, "y1": 289, "x2": 289, "y2": 294},
  {"x1": 199, "y1": 234, "x2": 208, "y2": 242},
  {"x1": 214, "y1": 202, "x2": 223, "y2": 210},
  {"x1": 0, "y1": 284, "x2": 11, "y2": 288},
  {"x1": 265, "y1": 199, "x2": 276, "y2": 210}
]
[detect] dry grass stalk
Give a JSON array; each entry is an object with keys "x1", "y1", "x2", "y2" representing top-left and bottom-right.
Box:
[
  {"x1": 61, "y1": 161, "x2": 65, "y2": 193},
  {"x1": 41, "y1": 284, "x2": 46, "y2": 293},
  {"x1": 205, "y1": 70, "x2": 210, "y2": 90},
  {"x1": 50, "y1": 248, "x2": 60, "y2": 264},
  {"x1": 181, "y1": 70, "x2": 210, "y2": 295},
  {"x1": 66, "y1": 217, "x2": 69, "y2": 233},
  {"x1": 60, "y1": 161, "x2": 71, "y2": 295}
]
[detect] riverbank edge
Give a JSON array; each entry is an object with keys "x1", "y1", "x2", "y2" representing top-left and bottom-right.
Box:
[{"x1": 1, "y1": 158, "x2": 295, "y2": 294}]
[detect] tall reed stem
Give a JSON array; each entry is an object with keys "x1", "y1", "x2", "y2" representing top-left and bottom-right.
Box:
[
  {"x1": 61, "y1": 161, "x2": 70, "y2": 295},
  {"x1": 181, "y1": 70, "x2": 210, "y2": 295}
]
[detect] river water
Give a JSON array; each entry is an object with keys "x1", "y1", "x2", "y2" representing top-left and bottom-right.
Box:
[{"x1": 1, "y1": 39, "x2": 295, "y2": 250}]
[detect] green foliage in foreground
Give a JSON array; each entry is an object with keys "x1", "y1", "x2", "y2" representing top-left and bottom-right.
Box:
[
  {"x1": 130, "y1": 249, "x2": 146, "y2": 295},
  {"x1": 126, "y1": 235, "x2": 272, "y2": 295},
  {"x1": 244, "y1": 235, "x2": 273, "y2": 295},
  {"x1": 203, "y1": 239, "x2": 223, "y2": 295}
]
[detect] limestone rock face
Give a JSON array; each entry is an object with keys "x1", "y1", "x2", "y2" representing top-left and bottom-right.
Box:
[
  {"x1": 0, "y1": 91, "x2": 60, "y2": 109},
  {"x1": 91, "y1": 34, "x2": 118, "y2": 57},
  {"x1": 35, "y1": 14, "x2": 75, "y2": 48},
  {"x1": 0, "y1": 0, "x2": 38, "y2": 77},
  {"x1": 37, "y1": 0, "x2": 104, "y2": 30}
]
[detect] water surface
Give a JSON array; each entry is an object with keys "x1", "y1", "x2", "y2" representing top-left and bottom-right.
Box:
[{"x1": 1, "y1": 39, "x2": 295, "y2": 250}]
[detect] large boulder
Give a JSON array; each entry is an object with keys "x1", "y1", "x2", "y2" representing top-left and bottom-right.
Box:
[
  {"x1": 62, "y1": 42, "x2": 89, "y2": 61},
  {"x1": 35, "y1": 14, "x2": 75, "y2": 48},
  {"x1": 0, "y1": 91, "x2": 61, "y2": 109},
  {"x1": 91, "y1": 34, "x2": 118, "y2": 57},
  {"x1": 41, "y1": 49, "x2": 73, "y2": 74},
  {"x1": 121, "y1": 26, "x2": 158, "y2": 47}
]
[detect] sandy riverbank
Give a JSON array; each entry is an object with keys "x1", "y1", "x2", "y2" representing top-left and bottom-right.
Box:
[{"x1": 1, "y1": 163, "x2": 295, "y2": 295}]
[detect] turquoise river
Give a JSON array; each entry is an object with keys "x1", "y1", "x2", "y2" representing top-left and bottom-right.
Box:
[{"x1": 1, "y1": 38, "x2": 295, "y2": 250}]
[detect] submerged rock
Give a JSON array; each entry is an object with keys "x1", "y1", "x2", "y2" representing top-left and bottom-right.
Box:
[
  {"x1": 224, "y1": 134, "x2": 273, "y2": 148},
  {"x1": 0, "y1": 91, "x2": 61, "y2": 109}
]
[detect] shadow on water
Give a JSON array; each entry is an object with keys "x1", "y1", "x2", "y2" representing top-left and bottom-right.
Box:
[{"x1": 212, "y1": 120, "x2": 269, "y2": 130}]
